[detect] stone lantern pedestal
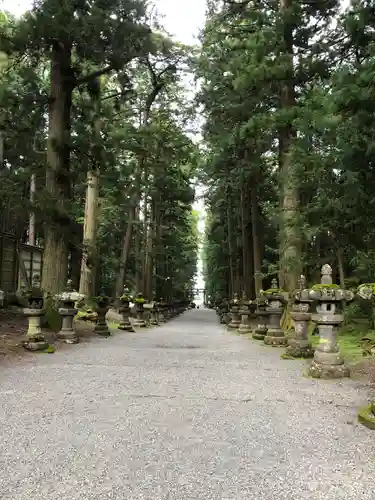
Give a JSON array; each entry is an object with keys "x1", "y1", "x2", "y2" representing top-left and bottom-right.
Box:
[
  {"x1": 286, "y1": 275, "x2": 313, "y2": 358},
  {"x1": 263, "y1": 279, "x2": 287, "y2": 346},
  {"x1": 227, "y1": 293, "x2": 241, "y2": 329},
  {"x1": 94, "y1": 295, "x2": 111, "y2": 337},
  {"x1": 133, "y1": 293, "x2": 147, "y2": 328},
  {"x1": 118, "y1": 288, "x2": 134, "y2": 332},
  {"x1": 308, "y1": 264, "x2": 353, "y2": 379},
  {"x1": 238, "y1": 292, "x2": 254, "y2": 334},
  {"x1": 252, "y1": 297, "x2": 269, "y2": 340},
  {"x1": 150, "y1": 302, "x2": 159, "y2": 326},
  {"x1": 21, "y1": 275, "x2": 49, "y2": 351},
  {"x1": 158, "y1": 300, "x2": 166, "y2": 323},
  {"x1": 55, "y1": 280, "x2": 85, "y2": 344}
]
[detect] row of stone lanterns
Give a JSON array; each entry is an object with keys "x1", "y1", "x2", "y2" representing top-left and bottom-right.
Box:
[
  {"x1": 20, "y1": 277, "x2": 186, "y2": 352},
  {"x1": 219, "y1": 264, "x2": 353, "y2": 379}
]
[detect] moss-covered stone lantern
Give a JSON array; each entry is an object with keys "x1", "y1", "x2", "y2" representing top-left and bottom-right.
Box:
[
  {"x1": 21, "y1": 274, "x2": 50, "y2": 351},
  {"x1": 308, "y1": 264, "x2": 353, "y2": 378},
  {"x1": 252, "y1": 294, "x2": 269, "y2": 340},
  {"x1": 133, "y1": 292, "x2": 147, "y2": 328},
  {"x1": 55, "y1": 279, "x2": 85, "y2": 344},
  {"x1": 238, "y1": 291, "x2": 255, "y2": 334},
  {"x1": 285, "y1": 275, "x2": 313, "y2": 358},
  {"x1": 93, "y1": 293, "x2": 111, "y2": 337},
  {"x1": 118, "y1": 287, "x2": 134, "y2": 332},
  {"x1": 227, "y1": 293, "x2": 241, "y2": 330},
  {"x1": 263, "y1": 278, "x2": 287, "y2": 346}
]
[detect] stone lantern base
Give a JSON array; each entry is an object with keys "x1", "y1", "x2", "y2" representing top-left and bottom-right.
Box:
[
  {"x1": 57, "y1": 307, "x2": 79, "y2": 344},
  {"x1": 264, "y1": 325, "x2": 287, "y2": 346},
  {"x1": 23, "y1": 308, "x2": 50, "y2": 351},
  {"x1": 238, "y1": 314, "x2": 252, "y2": 334},
  {"x1": 119, "y1": 319, "x2": 134, "y2": 332},
  {"x1": 253, "y1": 327, "x2": 267, "y2": 340},
  {"x1": 227, "y1": 313, "x2": 240, "y2": 329},
  {"x1": 285, "y1": 340, "x2": 313, "y2": 358},
  {"x1": 133, "y1": 316, "x2": 147, "y2": 328},
  {"x1": 309, "y1": 360, "x2": 350, "y2": 379},
  {"x1": 309, "y1": 344, "x2": 350, "y2": 378}
]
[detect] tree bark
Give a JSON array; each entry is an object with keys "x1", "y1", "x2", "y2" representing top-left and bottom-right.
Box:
[
  {"x1": 28, "y1": 173, "x2": 36, "y2": 246},
  {"x1": 115, "y1": 205, "x2": 135, "y2": 298},
  {"x1": 79, "y1": 92, "x2": 101, "y2": 297},
  {"x1": 79, "y1": 169, "x2": 99, "y2": 296},
  {"x1": 250, "y1": 184, "x2": 262, "y2": 295},
  {"x1": 278, "y1": 0, "x2": 301, "y2": 293},
  {"x1": 42, "y1": 42, "x2": 73, "y2": 295},
  {"x1": 337, "y1": 247, "x2": 345, "y2": 288},
  {"x1": 227, "y1": 191, "x2": 235, "y2": 297},
  {"x1": 144, "y1": 198, "x2": 155, "y2": 300}
]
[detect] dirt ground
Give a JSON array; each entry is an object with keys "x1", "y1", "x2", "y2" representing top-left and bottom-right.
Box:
[{"x1": 0, "y1": 308, "x2": 98, "y2": 362}]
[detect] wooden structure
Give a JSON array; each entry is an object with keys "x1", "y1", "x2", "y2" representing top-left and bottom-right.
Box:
[{"x1": 0, "y1": 205, "x2": 43, "y2": 293}]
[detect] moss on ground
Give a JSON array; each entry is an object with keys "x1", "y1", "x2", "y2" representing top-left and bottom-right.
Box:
[
  {"x1": 309, "y1": 323, "x2": 375, "y2": 365},
  {"x1": 358, "y1": 405, "x2": 375, "y2": 430}
]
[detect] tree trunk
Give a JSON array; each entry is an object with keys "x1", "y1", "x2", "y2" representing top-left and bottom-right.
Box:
[
  {"x1": 28, "y1": 173, "x2": 36, "y2": 246},
  {"x1": 278, "y1": 0, "x2": 301, "y2": 293},
  {"x1": 79, "y1": 93, "x2": 101, "y2": 298},
  {"x1": 227, "y1": 193, "x2": 235, "y2": 297},
  {"x1": 250, "y1": 184, "x2": 262, "y2": 295},
  {"x1": 337, "y1": 247, "x2": 345, "y2": 288},
  {"x1": 42, "y1": 42, "x2": 73, "y2": 295},
  {"x1": 145, "y1": 198, "x2": 155, "y2": 300},
  {"x1": 115, "y1": 205, "x2": 135, "y2": 298},
  {"x1": 240, "y1": 187, "x2": 249, "y2": 295},
  {"x1": 79, "y1": 169, "x2": 99, "y2": 296}
]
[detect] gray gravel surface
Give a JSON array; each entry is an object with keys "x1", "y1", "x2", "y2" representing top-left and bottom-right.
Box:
[{"x1": 1, "y1": 308, "x2": 374, "y2": 500}]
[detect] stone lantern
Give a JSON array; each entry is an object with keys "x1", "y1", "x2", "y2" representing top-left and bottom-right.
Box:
[
  {"x1": 133, "y1": 292, "x2": 147, "y2": 328},
  {"x1": 21, "y1": 274, "x2": 49, "y2": 351},
  {"x1": 263, "y1": 278, "x2": 287, "y2": 346},
  {"x1": 158, "y1": 299, "x2": 166, "y2": 323},
  {"x1": 252, "y1": 295, "x2": 269, "y2": 340},
  {"x1": 227, "y1": 293, "x2": 241, "y2": 329},
  {"x1": 218, "y1": 298, "x2": 230, "y2": 324},
  {"x1": 238, "y1": 292, "x2": 255, "y2": 334},
  {"x1": 308, "y1": 264, "x2": 354, "y2": 378},
  {"x1": 285, "y1": 275, "x2": 313, "y2": 358},
  {"x1": 149, "y1": 298, "x2": 159, "y2": 326},
  {"x1": 118, "y1": 287, "x2": 134, "y2": 332},
  {"x1": 55, "y1": 279, "x2": 85, "y2": 344},
  {"x1": 93, "y1": 293, "x2": 111, "y2": 337}
]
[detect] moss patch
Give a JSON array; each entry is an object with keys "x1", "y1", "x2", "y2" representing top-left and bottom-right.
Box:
[
  {"x1": 107, "y1": 321, "x2": 120, "y2": 329},
  {"x1": 311, "y1": 284, "x2": 339, "y2": 290},
  {"x1": 281, "y1": 353, "x2": 305, "y2": 360},
  {"x1": 358, "y1": 405, "x2": 375, "y2": 430}
]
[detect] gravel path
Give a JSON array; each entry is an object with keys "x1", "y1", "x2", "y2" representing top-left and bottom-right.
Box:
[{"x1": 1, "y1": 308, "x2": 374, "y2": 500}]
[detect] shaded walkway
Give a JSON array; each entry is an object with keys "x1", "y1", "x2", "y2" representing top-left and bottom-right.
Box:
[{"x1": 0, "y1": 309, "x2": 374, "y2": 499}]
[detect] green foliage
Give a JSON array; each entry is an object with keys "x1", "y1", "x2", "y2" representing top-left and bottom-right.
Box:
[{"x1": 200, "y1": 0, "x2": 375, "y2": 298}]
